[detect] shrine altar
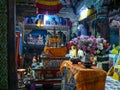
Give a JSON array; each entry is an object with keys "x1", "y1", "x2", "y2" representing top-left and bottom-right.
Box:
[
  {"x1": 60, "y1": 60, "x2": 107, "y2": 90},
  {"x1": 44, "y1": 47, "x2": 67, "y2": 57}
]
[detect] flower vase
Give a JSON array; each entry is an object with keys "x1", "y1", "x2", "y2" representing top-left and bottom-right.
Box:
[
  {"x1": 97, "y1": 55, "x2": 109, "y2": 62},
  {"x1": 83, "y1": 52, "x2": 93, "y2": 68},
  {"x1": 84, "y1": 52, "x2": 90, "y2": 62},
  {"x1": 96, "y1": 55, "x2": 109, "y2": 71},
  {"x1": 80, "y1": 52, "x2": 90, "y2": 63}
]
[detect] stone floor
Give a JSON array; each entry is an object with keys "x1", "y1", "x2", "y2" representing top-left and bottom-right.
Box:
[
  {"x1": 19, "y1": 76, "x2": 120, "y2": 90},
  {"x1": 18, "y1": 84, "x2": 61, "y2": 90}
]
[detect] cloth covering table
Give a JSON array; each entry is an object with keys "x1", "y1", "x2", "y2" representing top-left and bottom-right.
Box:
[
  {"x1": 44, "y1": 47, "x2": 67, "y2": 57},
  {"x1": 60, "y1": 60, "x2": 107, "y2": 90}
]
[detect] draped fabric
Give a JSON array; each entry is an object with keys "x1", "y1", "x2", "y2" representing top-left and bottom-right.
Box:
[
  {"x1": 60, "y1": 61, "x2": 107, "y2": 90},
  {"x1": 44, "y1": 47, "x2": 67, "y2": 57},
  {"x1": 36, "y1": 0, "x2": 62, "y2": 14},
  {"x1": 16, "y1": 32, "x2": 20, "y2": 68}
]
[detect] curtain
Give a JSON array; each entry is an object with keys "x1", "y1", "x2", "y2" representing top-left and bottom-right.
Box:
[
  {"x1": 16, "y1": 32, "x2": 20, "y2": 68},
  {"x1": 36, "y1": 0, "x2": 62, "y2": 14}
]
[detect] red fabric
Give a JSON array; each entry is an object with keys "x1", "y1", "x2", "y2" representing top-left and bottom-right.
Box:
[
  {"x1": 36, "y1": 3, "x2": 62, "y2": 10},
  {"x1": 16, "y1": 32, "x2": 20, "y2": 68},
  {"x1": 36, "y1": 2, "x2": 62, "y2": 14}
]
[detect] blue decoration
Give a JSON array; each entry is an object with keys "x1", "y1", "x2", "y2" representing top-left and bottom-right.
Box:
[{"x1": 25, "y1": 17, "x2": 33, "y2": 24}]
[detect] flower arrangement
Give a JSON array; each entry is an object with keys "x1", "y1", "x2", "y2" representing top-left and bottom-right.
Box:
[{"x1": 67, "y1": 35, "x2": 110, "y2": 56}]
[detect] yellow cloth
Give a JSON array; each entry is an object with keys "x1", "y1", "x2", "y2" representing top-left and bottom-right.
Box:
[
  {"x1": 48, "y1": 38, "x2": 60, "y2": 47},
  {"x1": 49, "y1": 38, "x2": 59, "y2": 43},
  {"x1": 118, "y1": 59, "x2": 120, "y2": 65},
  {"x1": 60, "y1": 61, "x2": 107, "y2": 90},
  {"x1": 44, "y1": 47, "x2": 67, "y2": 57},
  {"x1": 107, "y1": 66, "x2": 114, "y2": 76},
  {"x1": 107, "y1": 57, "x2": 120, "y2": 81},
  {"x1": 111, "y1": 46, "x2": 119, "y2": 54},
  {"x1": 112, "y1": 65, "x2": 120, "y2": 80},
  {"x1": 36, "y1": 0, "x2": 61, "y2": 6}
]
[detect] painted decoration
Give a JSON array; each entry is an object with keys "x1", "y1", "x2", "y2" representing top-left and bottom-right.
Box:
[{"x1": 25, "y1": 29, "x2": 47, "y2": 46}]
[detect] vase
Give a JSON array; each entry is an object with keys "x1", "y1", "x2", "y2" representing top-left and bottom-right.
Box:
[
  {"x1": 97, "y1": 55, "x2": 109, "y2": 62},
  {"x1": 83, "y1": 52, "x2": 93, "y2": 68}
]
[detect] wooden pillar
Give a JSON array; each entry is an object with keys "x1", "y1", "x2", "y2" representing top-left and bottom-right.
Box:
[
  {"x1": 0, "y1": 0, "x2": 17, "y2": 89},
  {"x1": 0, "y1": 0, "x2": 8, "y2": 89},
  {"x1": 7, "y1": 0, "x2": 18, "y2": 89}
]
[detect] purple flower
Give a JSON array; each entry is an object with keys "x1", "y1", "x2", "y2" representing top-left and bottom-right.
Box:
[
  {"x1": 68, "y1": 35, "x2": 109, "y2": 56},
  {"x1": 77, "y1": 45, "x2": 81, "y2": 49},
  {"x1": 82, "y1": 46, "x2": 87, "y2": 51},
  {"x1": 77, "y1": 36, "x2": 80, "y2": 40}
]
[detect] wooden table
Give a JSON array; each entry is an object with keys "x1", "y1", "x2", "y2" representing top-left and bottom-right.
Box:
[
  {"x1": 17, "y1": 69, "x2": 26, "y2": 88},
  {"x1": 60, "y1": 60, "x2": 107, "y2": 90}
]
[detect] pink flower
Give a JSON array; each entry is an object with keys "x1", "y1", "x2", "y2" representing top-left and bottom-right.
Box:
[
  {"x1": 82, "y1": 46, "x2": 87, "y2": 51},
  {"x1": 67, "y1": 35, "x2": 110, "y2": 56}
]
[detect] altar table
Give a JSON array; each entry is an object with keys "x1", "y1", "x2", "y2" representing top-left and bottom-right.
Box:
[
  {"x1": 44, "y1": 47, "x2": 67, "y2": 57},
  {"x1": 60, "y1": 61, "x2": 107, "y2": 90}
]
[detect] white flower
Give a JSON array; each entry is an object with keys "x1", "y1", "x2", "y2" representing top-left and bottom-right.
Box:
[
  {"x1": 87, "y1": 46, "x2": 91, "y2": 50},
  {"x1": 103, "y1": 40, "x2": 106, "y2": 43},
  {"x1": 78, "y1": 49, "x2": 84, "y2": 57},
  {"x1": 96, "y1": 50, "x2": 100, "y2": 54},
  {"x1": 99, "y1": 46, "x2": 103, "y2": 50}
]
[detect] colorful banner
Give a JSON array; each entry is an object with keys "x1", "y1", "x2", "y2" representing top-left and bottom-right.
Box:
[{"x1": 36, "y1": 0, "x2": 62, "y2": 14}]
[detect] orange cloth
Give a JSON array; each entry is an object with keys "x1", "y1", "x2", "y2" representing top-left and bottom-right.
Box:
[
  {"x1": 48, "y1": 38, "x2": 60, "y2": 47},
  {"x1": 60, "y1": 61, "x2": 107, "y2": 90},
  {"x1": 49, "y1": 38, "x2": 60, "y2": 43},
  {"x1": 44, "y1": 47, "x2": 67, "y2": 57}
]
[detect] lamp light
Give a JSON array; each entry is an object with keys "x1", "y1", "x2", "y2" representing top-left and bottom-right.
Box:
[
  {"x1": 80, "y1": 8, "x2": 88, "y2": 20},
  {"x1": 44, "y1": 15, "x2": 50, "y2": 25}
]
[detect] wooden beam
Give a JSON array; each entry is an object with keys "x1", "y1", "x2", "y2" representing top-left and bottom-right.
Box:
[{"x1": 7, "y1": 0, "x2": 18, "y2": 89}]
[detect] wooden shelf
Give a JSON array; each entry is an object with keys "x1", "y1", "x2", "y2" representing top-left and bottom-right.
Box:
[
  {"x1": 34, "y1": 79, "x2": 61, "y2": 85},
  {"x1": 32, "y1": 68, "x2": 60, "y2": 71},
  {"x1": 23, "y1": 43, "x2": 45, "y2": 49},
  {"x1": 40, "y1": 57, "x2": 69, "y2": 60},
  {"x1": 24, "y1": 24, "x2": 69, "y2": 31}
]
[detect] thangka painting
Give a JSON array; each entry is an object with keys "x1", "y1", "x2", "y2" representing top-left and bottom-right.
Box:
[{"x1": 25, "y1": 29, "x2": 47, "y2": 46}]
